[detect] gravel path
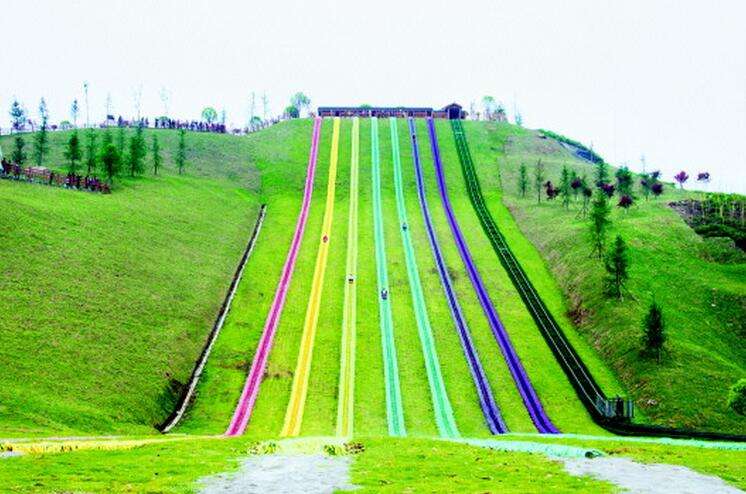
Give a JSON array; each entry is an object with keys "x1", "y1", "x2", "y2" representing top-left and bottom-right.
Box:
[
  {"x1": 563, "y1": 457, "x2": 742, "y2": 493},
  {"x1": 199, "y1": 454, "x2": 355, "y2": 494}
]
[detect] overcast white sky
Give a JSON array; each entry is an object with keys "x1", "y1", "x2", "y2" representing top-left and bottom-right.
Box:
[{"x1": 1, "y1": 0, "x2": 744, "y2": 192}]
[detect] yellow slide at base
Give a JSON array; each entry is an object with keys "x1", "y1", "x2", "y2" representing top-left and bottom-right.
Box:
[
  {"x1": 336, "y1": 117, "x2": 359, "y2": 437},
  {"x1": 281, "y1": 117, "x2": 341, "y2": 437}
]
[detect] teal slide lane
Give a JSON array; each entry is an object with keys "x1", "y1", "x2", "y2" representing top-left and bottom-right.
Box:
[
  {"x1": 389, "y1": 118, "x2": 459, "y2": 438},
  {"x1": 371, "y1": 117, "x2": 406, "y2": 437}
]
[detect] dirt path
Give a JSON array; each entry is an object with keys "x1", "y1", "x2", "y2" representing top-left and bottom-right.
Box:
[
  {"x1": 563, "y1": 457, "x2": 742, "y2": 493},
  {"x1": 198, "y1": 454, "x2": 355, "y2": 494}
]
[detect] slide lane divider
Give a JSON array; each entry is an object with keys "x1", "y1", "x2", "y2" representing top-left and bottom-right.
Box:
[
  {"x1": 372, "y1": 117, "x2": 406, "y2": 436},
  {"x1": 389, "y1": 118, "x2": 458, "y2": 438},
  {"x1": 427, "y1": 118, "x2": 559, "y2": 434},
  {"x1": 336, "y1": 117, "x2": 359, "y2": 437},
  {"x1": 281, "y1": 116, "x2": 341, "y2": 437},
  {"x1": 225, "y1": 117, "x2": 322, "y2": 436},
  {"x1": 407, "y1": 117, "x2": 507, "y2": 434}
]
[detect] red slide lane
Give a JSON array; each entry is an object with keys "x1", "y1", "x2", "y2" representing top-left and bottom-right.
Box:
[{"x1": 225, "y1": 117, "x2": 322, "y2": 436}]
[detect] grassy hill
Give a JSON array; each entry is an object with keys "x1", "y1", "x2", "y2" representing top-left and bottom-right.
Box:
[
  {"x1": 1, "y1": 118, "x2": 742, "y2": 440},
  {"x1": 0, "y1": 128, "x2": 263, "y2": 436},
  {"x1": 466, "y1": 121, "x2": 745, "y2": 433}
]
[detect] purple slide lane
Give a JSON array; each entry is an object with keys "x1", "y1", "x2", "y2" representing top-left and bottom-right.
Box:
[
  {"x1": 426, "y1": 118, "x2": 559, "y2": 434},
  {"x1": 226, "y1": 117, "x2": 323, "y2": 436},
  {"x1": 408, "y1": 118, "x2": 506, "y2": 434}
]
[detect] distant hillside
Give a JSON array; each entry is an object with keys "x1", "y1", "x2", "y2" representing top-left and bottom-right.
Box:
[{"x1": 465, "y1": 121, "x2": 745, "y2": 433}]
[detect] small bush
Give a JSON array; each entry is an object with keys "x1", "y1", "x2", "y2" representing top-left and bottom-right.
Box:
[{"x1": 727, "y1": 379, "x2": 746, "y2": 415}]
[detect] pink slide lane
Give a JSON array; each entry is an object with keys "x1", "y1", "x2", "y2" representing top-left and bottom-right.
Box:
[{"x1": 225, "y1": 117, "x2": 323, "y2": 436}]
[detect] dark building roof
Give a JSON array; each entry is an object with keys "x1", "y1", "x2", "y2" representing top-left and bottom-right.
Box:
[{"x1": 318, "y1": 106, "x2": 434, "y2": 112}]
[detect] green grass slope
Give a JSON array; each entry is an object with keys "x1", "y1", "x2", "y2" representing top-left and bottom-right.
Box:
[
  {"x1": 467, "y1": 120, "x2": 745, "y2": 433},
  {"x1": 0, "y1": 128, "x2": 261, "y2": 436}
]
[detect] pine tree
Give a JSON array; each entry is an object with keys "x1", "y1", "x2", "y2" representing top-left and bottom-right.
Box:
[
  {"x1": 33, "y1": 98, "x2": 49, "y2": 166},
  {"x1": 84, "y1": 129, "x2": 98, "y2": 175},
  {"x1": 534, "y1": 159, "x2": 545, "y2": 204},
  {"x1": 518, "y1": 163, "x2": 529, "y2": 198},
  {"x1": 175, "y1": 128, "x2": 187, "y2": 175},
  {"x1": 127, "y1": 125, "x2": 147, "y2": 177},
  {"x1": 9, "y1": 99, "x2": 26, "y2": 132},
  {"x1": 116, "y1": 127, "x2": 127, "y2": 164},
  {"x1": 604, "y1": 235, "x2": 629, "y2": 299},
  {"x1": 642, "y1": 301, "x2": 665, "y2": 362},
  {"x1": 589, "y1": 189, "x2": 611, "y2": 258},
  {"x1": 100, "y1": 141, "x2": 119, "y2": 185},
  {"x1": 615, "y1": 166, "x2": 634, "y2": 197},
  {"x1": 559, "y1": 165, "x2": 571, "y2": 208},
  {"x1": 595, "y1": 159, "x2": 609, "y2": 186},
  {"x1": 64, "y1": 131, "x2": 82, "y2": 174},
  {"x1": 152, "y1": 135, "x2": 162, "y2": 175},
  {"x1": 11, "y1": 136, "x2": 26, "y2": 164}
]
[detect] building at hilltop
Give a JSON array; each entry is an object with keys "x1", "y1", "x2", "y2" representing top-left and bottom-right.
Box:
[{"x1": 317, "y1": 103, "x2": 465, "y2": 119}]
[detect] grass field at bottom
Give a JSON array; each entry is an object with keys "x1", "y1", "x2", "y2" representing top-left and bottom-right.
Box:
[{"x1": 1, "y1": 434, "x2": 743, "y2": 493}]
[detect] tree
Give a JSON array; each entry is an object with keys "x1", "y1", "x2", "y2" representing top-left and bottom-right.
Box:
[
  {"x1": 175, "y1": 128, "x2": 187, "y2": 174},
  {"x1": 127, "y1": 124, "x2": 147, "y2": 176},
  {"x1": 727, "y1": 379, "x2": 746, "y2": 416},
  {"x1": 518, "y1": 163, "x2": 529, "y2": 198},
  {"x1": 589, "y1": 189, "x2": 611, "y2": 258},
  {"x1": 9, "y1": 99, "x2": 26, "y2": 132},
  {"x1": 33, "y1": 98, "x2": 50, "y2": 166},
  {"x1": 100, "y1": 141, "x2": 120, "y2": 184},
  {"x1": 615, "y1": 166, "x2": 634, "y2": 197},
  {"x1": 534, "y1": 159, "x2": 545, "y2": 204},
  {"x1": 290, "y1": 92, "x2": 311, "y2": 116},
  {"x1": 64, "y1": 131, "x2": 82, "y2": 174},
  {"x1": 159, "y1": 86, "x2": 171, "y2": 116},
  {"x1": 640, "y1": 173, "x2": 652, "y2": 201},
  {"x1": 285, "y1": 105, "x2": 300, "y2": 118},
  {"x1": 559, "y1": 165, "x2": 571, "y2": 208},
  {"x1": 116, "y1": 126, "x2": 127, "y2": 165},
  {"x1": 201, "y1": 107, "x2": 218, "y2": 124},
  {"x1": 69, "y1": 99, "x2": 79, "y2": 128},
  {"x1": 482, "y1": 95, "x2": 496, "y2": 120},
  {"x1": 674, "y1": 170, "x2": 689, "y2": 189},
  {"x1": 595, "y1": 159, "x2": 609, "y2": 187},
  {"x1": 151, "y1": 134, "x2": 162, "y2": 175},
  {"x1": 84, "y1": 129, "x2": 98, "y2": 175},
  {"x1": 642, "y1": 301, "x2": 665, "y2": 362},
  {"x1": 261, "y1": 93, "x2": 269, "y2": 120},
  {"x1": 11, "y1": 136, "x2": 26, "y2": 164},
  {"x1": 604, "y1": 235, "x2": 629, "y2": 299},
  {"x1": 618, "y1": 195, "x2": 634, "y2": 210}
]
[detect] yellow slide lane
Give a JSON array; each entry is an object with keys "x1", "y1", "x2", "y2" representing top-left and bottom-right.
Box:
[
  {"x1": 336, "y1": 117, "x2": 359, "y2": 437},
  {"x1": 281, "y1": 117, "x2": 341, "y2": 437}
]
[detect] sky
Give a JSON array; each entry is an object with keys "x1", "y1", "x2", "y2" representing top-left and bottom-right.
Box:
[{"x1": 1, "y1": 0, "x2": 744, "y2": 192}]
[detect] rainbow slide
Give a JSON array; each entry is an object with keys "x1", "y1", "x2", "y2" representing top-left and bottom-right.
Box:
[
  {"x1": 371, "y1": 117, "x2": 406, "y2": 436},
  {"x1": 389, "y1": 118, "x2": 458, "y2": 438},
  {"x1": 336, "y1": 117, "x2": 359, "y2": 437},
  {"x1": 408, "y1": 117, "x2": 507, "y2": 434},
  {"x1": 225, "y1": 117, "x2": 322, "y2": 436},
  {"x1": 281, "y1": 117, "x2": 341, "y2": 437}
]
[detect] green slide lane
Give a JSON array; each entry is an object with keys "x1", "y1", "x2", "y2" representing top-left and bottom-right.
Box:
[
  {"x1": 389, "y1": 118, "x2": 459, "y2": 439},
  {"x1": 372, "y1": 117, "x2": 406, "y2": 437}
]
